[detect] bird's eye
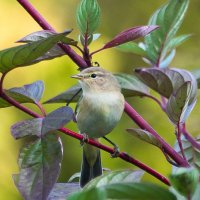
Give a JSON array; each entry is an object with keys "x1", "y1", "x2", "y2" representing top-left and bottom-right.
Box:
[{"x1": 91, "y1": 73, "x2": 97, "y2": 78}]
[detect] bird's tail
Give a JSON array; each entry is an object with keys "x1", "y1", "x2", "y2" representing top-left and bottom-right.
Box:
[{"x1": 80, "y1": 144, "x2": 102, "y2": 187}]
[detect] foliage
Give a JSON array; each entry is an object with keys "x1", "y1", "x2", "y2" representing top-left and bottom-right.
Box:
[{"x1": 1, "y1": 0, "x2": 200, "y2": 199}]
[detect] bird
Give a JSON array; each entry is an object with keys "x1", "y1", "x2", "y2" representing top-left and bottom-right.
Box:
[{"x1": 71, "y1": 66, "x2": 125, "y2": 187}]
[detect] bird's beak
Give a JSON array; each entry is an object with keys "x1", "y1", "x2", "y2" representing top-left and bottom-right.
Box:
[{"x1": 71, "y1": 74, "x2": 83, "y2": 80}]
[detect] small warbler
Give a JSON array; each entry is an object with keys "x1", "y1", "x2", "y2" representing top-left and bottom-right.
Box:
[{"x1": 71, "y1": 67, "x2": 125, "y2": 187}]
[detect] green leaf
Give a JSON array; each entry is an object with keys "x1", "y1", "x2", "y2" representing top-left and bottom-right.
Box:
[
  {"x1": 116, "y1": 42, "x2": 147, "y2": 57},
  {"x1": 44, "y1": 84, "x2": 82, "y2": 104},
  {"x1": 104, "y1": 183, "x2": 177, "y2": 200},
  {"x1": 166, "y1": 81, "x2": 192, "y2": 124},
  {"x1": 135, "y1": 68, "x2": 173, "y2": 98},
  {"x1": 70, "y1": 182, "x2": 177, "y2": 200},
  {"x1": 169, "y1": 167, "x2": 199, "y2": 198},
  {"x1": 84, "y1": 170, "x2": 144, "y2": 190},
  {"x1": 42, "y1": 106, "x2": 74, "y2": 135},
  {"x1": 68, "y1": 187, "x2": 106, "y2": 200},
  {"x1": 76, "y1": 0, "x2": 100, "y2": 45},
  {"x1": 166, "y1": 34, "x2": 191, "y2": 53},
  {"x1": 145, "y1": 0, "x2": 189, "y2": 66},
  {"x1": 126, "y1": 128, "x2": 162, "y2": 148},
  {"x1": 0, "y1": 32, "x2": 68, "y2": 73},
  {"x1": 13, "y1": 134, "x2": 63, "y2": 200},
  {"x1": 174, "y1": 135, "x2": 200, "y2": 172},
  {"x1": 114, "y1": 73, "x2": 150, "y2": 97},
  {"x1": 11, "y1": 118, "x2": 43, "y2": 139}
]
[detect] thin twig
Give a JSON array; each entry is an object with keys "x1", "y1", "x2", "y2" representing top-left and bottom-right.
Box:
[
  {"x1": 182, "y1": 124, "x2": 200, "y2": 151},
  {"x1": 144, "y1": 94, "x2": 165, "y2": 111},
  {"x1": 36, "y1": 102, "x2": 46, "y2": 116},
  {"x1": 177, "y1": 123, "x2": 187, "y2": 161}
]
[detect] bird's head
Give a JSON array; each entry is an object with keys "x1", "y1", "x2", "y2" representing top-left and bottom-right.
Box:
[{"x1": 71, "y1": 67, "x2": 120, "y2": 93}]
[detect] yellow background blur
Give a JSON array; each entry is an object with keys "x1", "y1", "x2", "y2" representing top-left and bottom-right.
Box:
[{"x1": 1, "y1": 0, "x2": 200, "y2": 199}]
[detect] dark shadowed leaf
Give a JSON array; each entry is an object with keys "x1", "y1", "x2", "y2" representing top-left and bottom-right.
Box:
[
  {"x1": 48, "y1": 183, "x2": 80, "y2": 200},
  {"x1": 11, "y1": 118, "x2": 43, "y2": 139},
  {"x1": 135, "y1": 68, "x2": 198, "y2": 105},
  {"x1": 174, "y1": 135, "x2": 200, "y2": 172},
  {"x1": 166, "y1": 69, "x2": 197, "y2": 103},
  {"x1": 0, "y1": 32, "x2": 68, "y2": 73},
  {"x1": 103, "y1": 26, "x2": 158, "y2": 49},
  {"x1": 175, "y1": 185, "x2": 200, "y2": 200},
  {"x1": 116, "y1": 42, "x2": 147, "y2": 57},
  {"x1": 166, "y1": 82, "x2": 192, "y2": 124},
  {"x1": 13, "y1": 134, "x2": 63, "y2": 200},
  {"x1": 44, "y1": 84, "x2": 82, "y2": 104},
  {"x1": 42, "y1": 106, "x2": 73, "y2": 135},
  {"x1": 169, "y1": 167, "x2": 199, "y2": 198},
  {"x1": 114, "y1": 73, "x2": 149, "y2": 97},
  {"x1": 145, "y1": 0, "x2": 189, "y2": 66},
  {"x1": 9, "y1": 80, "x2": 44, "y2": 103},
  {"x1": 126, "y1": 128, "x2": 162, "y2": 148},
  {"x1": 84, "y1": 170, "x2": 144, "y2": 191},
  {"x1": 135, "y1": 68, "x2": 173, "y2": 98}
]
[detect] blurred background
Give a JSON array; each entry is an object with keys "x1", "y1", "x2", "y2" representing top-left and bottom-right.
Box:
[{"x1": 0, "y1": 0, "x2": 200, "y2": 199}]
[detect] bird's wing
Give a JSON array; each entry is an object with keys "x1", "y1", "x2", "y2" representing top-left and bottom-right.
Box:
[{"x1": 74, "y1": 94, "x2": 83, "y2": 122}]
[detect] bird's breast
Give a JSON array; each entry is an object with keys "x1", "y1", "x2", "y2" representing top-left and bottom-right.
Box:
[{"x1": 77, "y1": 92, "x2": 124, "y2": 138}]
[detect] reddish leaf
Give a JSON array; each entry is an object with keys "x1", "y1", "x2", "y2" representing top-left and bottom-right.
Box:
[{"x1": 103, "y1": 25, "x2": 159, "y2": 49}]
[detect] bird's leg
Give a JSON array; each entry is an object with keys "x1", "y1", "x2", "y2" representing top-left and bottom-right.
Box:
[
  {"x1": 103, "y1": 136, "x2": 120, "y2": 158},
  {"x1": 80, "y1": 133, "x2": 89, "y2": 146}
]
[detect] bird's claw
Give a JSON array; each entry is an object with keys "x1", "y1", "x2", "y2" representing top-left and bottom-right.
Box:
[
  {"x1": 80, "y1": 133, "x2": 89, "y2": 146},
  {"x1": 111, "y1": 145, "x2": 120, "y2": 158}
]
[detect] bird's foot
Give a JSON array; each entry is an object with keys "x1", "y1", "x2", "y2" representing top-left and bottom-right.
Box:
[
  {"x1": 80, "y1": 133, "x2": 89, "y2": 146},
  {"x1": 111, "y1": 145, "x2": 120, "y2": 158}
]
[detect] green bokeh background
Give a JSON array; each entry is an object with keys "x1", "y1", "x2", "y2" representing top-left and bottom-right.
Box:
[{"x1": 0, "y1": 0, "x2": 200, "y2": 199}]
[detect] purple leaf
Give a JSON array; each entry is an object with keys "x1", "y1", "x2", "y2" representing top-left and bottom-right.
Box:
[
  {"x1": 13, "y1": 134, "x2": 63, "y2": 200},
  {"x1": 42, "y1": 106, "x2": 74, "y2": 135},
  {"x1": 11, "y1": 118, "x2": 43, "y2": 139},
  {"x1": 103, "y1": 25, "x2": 159, "y2": 49}
]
